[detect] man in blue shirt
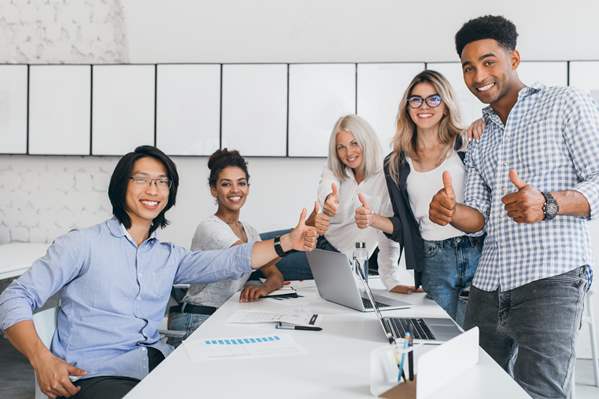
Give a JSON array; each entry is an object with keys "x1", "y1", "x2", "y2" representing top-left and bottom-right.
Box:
[
  {"x1": 429, "y1": 16, "x2": 598, "y2": 399},
  {"x1": 0, "y1": 145, "x2": 317, "y2": 399}
]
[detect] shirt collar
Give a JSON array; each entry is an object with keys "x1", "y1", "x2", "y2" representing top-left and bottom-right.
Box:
[
  {"x1": 106, "y1": 216, "x2": 158, "y2": 242},
  {"x1": 482, "y1": 84, "x2": 543, "y2": 124}
]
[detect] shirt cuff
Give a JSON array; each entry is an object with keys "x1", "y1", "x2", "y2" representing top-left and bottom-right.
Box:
[{"x1": 574, "y1": 180, "x2": 599, "y2": 219}]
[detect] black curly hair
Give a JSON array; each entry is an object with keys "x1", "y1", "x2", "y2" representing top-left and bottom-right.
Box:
[
  {"x1": 455, "y1": 15, "x2": 518, "y2": 56},
  {"x1": 207, "y1": 148, "x2": 250, "y2": 187}
]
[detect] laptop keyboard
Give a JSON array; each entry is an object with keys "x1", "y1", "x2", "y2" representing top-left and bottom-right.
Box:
[
  {"x1": 361, "y1": 297, "x2": 391, "y2": 309},
  {"x1": 388, "y1": 318, "x2": 436, "y2": 340}
]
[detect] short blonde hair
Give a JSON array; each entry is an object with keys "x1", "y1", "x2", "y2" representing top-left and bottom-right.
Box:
[
  {"x1": 387, "y1": 70, "x2": 465, "y2": 183},
  {"x1": 327, "y1": 115, "x2": 383, "y2": 180}
]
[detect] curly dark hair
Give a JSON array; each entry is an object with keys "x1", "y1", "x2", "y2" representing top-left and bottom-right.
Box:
[
  {"x1": 207, "y1": 148, "x2": 250, "y2": 187},
  {"x1": 455, "y1": 15, "x2": 518, "y2": 56}
]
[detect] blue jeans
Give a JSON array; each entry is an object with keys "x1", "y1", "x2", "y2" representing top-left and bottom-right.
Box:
[
  {"x1": 167, "y1": 311, "x2": 210, "y2": 347},
  {"x1": 421, "y1": 235, "x2": 482, "y2": 326},
  {"x1": 464, "y1": 265, "x2": 591, "y2": 399}
]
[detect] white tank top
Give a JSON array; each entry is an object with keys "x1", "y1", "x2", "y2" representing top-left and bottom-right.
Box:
[{"x1": 406, "y1": 150, "x2": 466, "y2": 241}]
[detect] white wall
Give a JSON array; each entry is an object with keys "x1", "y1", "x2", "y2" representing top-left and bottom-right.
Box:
[{"x1": 1, "y1": 0, "x2": 598, "y2": 358}]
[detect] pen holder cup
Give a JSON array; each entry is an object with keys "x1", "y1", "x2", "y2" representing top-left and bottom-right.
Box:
[{"x1": 369, "y1": 344, "x2": 418, "y2": 397}]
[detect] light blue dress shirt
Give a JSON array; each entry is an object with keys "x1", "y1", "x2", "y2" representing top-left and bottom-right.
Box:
[{"x1": 0, "y1": 217, "x2": 253, "y2": 380}]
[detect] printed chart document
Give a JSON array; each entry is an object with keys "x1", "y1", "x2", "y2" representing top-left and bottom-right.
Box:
[
  {"x1": 226, "y1": 308, "x2": 321, "y2": 327},
  {"x1": 184, "y1": 334, "x2": 306, "y2": 362}
]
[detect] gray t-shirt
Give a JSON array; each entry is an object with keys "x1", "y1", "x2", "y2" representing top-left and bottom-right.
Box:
[{"x1": 182, "y1": 215, "x2": 260, "y2": 308}]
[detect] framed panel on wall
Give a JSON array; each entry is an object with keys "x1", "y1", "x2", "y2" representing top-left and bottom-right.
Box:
[
  {"x1": 29, "y1": 65, "x2": 91, "y2": 155},
  {"x1": 222, "y1": 64, "x2": 287, "y2": 156},
  {"x1": 0, "y1": 65, "x2": 27, "y2": 154},
  {"x1": 357, "y1": 63, "x2": 425, "y2": 153},
  {"x1": 156, "y1": 64, "x2": 220, "y2": 156},
  {"x1": 570, "y1": 61, "x2": 599, "y2": 103},
  {"x1": 288, "y1": 64, "x2": 356, "y2": 157},
  {"x1": 92, "y1": 65, "x2": 155, "y2": 156},
  {"x1": 427, "y1": 62, "x2": 485, "y2": 126},
  {"x1": 518, "y1": 61, "x2": 567, "y2": 87}
]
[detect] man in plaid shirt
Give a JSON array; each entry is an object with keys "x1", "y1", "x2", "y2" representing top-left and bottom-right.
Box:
[{"x1": 429, "y1": 15, "x2": 598, "y2": 399}]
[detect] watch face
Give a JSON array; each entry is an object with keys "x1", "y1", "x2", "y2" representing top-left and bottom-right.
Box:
[{"x1": 546, "y1": 202, "x2": 559, "y2": 215}]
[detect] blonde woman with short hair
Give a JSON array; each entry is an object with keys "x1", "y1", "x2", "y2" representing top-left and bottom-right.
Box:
[{"x1": 306, "y1": 114, "x2": 417, "y2": 294}]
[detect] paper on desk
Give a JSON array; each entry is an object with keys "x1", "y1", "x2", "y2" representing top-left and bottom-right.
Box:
[
  {"x1": 227, "y1": 308, "x2": 321, "y2": 326},
  {"x1": 184, "y1": 334, "x2": 307, "y2": 362}
]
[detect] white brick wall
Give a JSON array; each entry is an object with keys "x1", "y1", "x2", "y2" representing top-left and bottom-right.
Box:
[
  {"x1": 0, "y1": 156, "x2": 116, "y2": 244},
  {"x1": 0, "y1": 0, "x2": 128, "y2": 63}
]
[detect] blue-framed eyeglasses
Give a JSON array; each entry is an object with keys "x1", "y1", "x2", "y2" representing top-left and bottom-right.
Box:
[{"x1": 407, "y1": 94, "x2": 442, "y2": 109}]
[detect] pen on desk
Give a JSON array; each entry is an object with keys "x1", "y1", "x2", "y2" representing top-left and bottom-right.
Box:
[
  {"x1": 275, "y1": 322, "x2": 322, "y2": 331},
  {"x1": 407, "y1": 332, "x2": 414, "y2": 381},
  {"x1": 262, "y1": 292, "x2": 301, "y2": 299}
]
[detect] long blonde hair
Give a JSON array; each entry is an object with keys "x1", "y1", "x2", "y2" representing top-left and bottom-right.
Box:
[
  {"x1": 327, "y1": 115, "x2": 382, "y2": 180},
  {"x1": 387, "y1": 70, "x2": 464, "y2": 183}
]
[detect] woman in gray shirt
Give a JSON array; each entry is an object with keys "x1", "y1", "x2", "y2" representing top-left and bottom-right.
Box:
[{"x1": 168, "y1": 149, "x2": 284, "y2": 345}]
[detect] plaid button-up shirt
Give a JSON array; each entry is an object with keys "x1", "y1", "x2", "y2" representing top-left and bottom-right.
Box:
[{"x1": 464, "y1": 84, "x2": 599, "y2": 291}]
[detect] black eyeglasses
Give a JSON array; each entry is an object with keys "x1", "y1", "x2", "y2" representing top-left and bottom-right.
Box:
[{"x1": 407, "y1": 94, "x2": 442, "y2": 109}]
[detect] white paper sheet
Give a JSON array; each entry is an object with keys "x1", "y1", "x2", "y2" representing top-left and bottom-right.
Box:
[{"x1": 184, "y1": 334, "x2": 306, "y2": 362}]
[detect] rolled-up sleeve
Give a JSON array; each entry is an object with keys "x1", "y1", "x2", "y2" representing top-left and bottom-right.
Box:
[
  {"x1": 376, "y1": 232, "x2": 405, "y2": 290},
  {"x1": 563, "y1": 90, "x2": 599, "y2": 219},
  {"x1": 463, "y1": 144, "x2": 491, "y2": 222},
  {"x1": 173, "y1": 243, "x2": 253, "y2": 285},
  {"x1": 0, "y1": 232, "x2": 87, "y2": 332}
]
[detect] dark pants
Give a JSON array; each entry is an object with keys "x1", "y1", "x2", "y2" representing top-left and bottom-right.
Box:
[
  {"x1": 464, "y1": 266, "x2": 591, "y2": 399},
  {"x1": 61, "y1": 347, "x2": 165, "y2": 399}
]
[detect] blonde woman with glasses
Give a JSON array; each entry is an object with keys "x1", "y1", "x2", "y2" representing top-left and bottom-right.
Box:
[{"x1": 354, "y1": 70, "x2": 484, "y2": 325}]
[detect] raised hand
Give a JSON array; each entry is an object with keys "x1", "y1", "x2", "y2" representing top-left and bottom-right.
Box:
[
  {"x1": 502, "y1": 169, "x2": 545, "y2": 223},
  {"x1": 429, "y1": 171, "x2": 456, "y2": 226},
  {"x1": 355, "y1": 193, "x2": 373, "y2": 229},
  {"x1": 33, "y1": 350, "x2": 87, "y2": 398},
  {"x1": 312, "y1": 201, "x2": 330, "y2": 236},
  {"x1": 323, "y1": 182, "x2": 339, "y2": 217},
  {"x1": 288, "y1": 208, "x2": 318, "y2": 251}
]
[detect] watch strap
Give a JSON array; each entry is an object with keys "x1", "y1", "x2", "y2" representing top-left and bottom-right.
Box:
[{"x1": 273, "y1": 235, "x2": 287, "y2": 257}]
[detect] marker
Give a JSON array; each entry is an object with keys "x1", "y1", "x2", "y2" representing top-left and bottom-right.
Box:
[
  {"x1": 275, "y1": 322, "x2": 322, "y2": 331},
  {"x1": 407, "y1": 332, "x2": 414, "y2": 381}
]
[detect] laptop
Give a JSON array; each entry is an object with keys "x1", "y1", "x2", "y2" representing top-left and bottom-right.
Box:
[
  {"x1": 306, "y1": 249, "x2": 410, "y2": 312},
  {"x1": 355, "y1": 261, "x2": 463, "y2": 345}
]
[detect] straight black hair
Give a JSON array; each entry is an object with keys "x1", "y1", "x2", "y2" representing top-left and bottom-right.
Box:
[{"x1": 108, "y1": 145, "x2": 179, "y2": 234}]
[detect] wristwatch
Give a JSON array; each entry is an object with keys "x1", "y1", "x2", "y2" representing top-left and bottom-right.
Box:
[
  {"x1": 273, "y1": 235, "x2": 289, "y2": 257},
  {"x1": 542, "y1": 192, "x2": 559, "y2": 221}
]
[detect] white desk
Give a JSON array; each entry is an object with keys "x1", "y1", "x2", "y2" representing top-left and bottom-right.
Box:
[
  {"x1": 0, "y1": 242, "x2": 49, "y2": 280},
  {"x1": 126, "y1": 279, "x2": 531, "y2": 399}
]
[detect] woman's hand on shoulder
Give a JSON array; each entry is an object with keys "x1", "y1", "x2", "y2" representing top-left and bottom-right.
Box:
[{"x1": 466, "y1": 118, "x2": 485, "y2": 141}]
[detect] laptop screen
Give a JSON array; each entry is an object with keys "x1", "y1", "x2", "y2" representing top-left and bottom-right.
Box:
[{"x1": 355, "y1": 265, "x2": 397, "y2": 345}]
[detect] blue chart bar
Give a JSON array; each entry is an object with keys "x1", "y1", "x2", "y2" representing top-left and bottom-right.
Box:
[{"x1": 204, "y1": 336, "x2": 281, "y2": 345}]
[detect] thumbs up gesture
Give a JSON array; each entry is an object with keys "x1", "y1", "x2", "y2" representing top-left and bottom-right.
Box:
[
  {"x1": 355, "y1": 193, "x2": 373, "y2": 229},
  {"x1": 288, "y1": 208, "x2": 318, "y2": 251},
  {"x1": 429, "y1": 171, "x2": 456, "y2": 225},
  {"x1": 501, "y1": 169, "x2": 545, "y2": 223},
  {"x1": 313, "y1": 201, "x2": 330, "y2": 236},
  {"x1": 323, "y1": 183, "x2": 339, "y2": 217}
]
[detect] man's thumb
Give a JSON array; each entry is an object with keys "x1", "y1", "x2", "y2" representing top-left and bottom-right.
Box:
[
  {"x1": 509, "y1": 169, "x2": 526, "y2": 190},
  {"x1": 298, "y1": 208, "x2": 307, "y2": 226}
]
